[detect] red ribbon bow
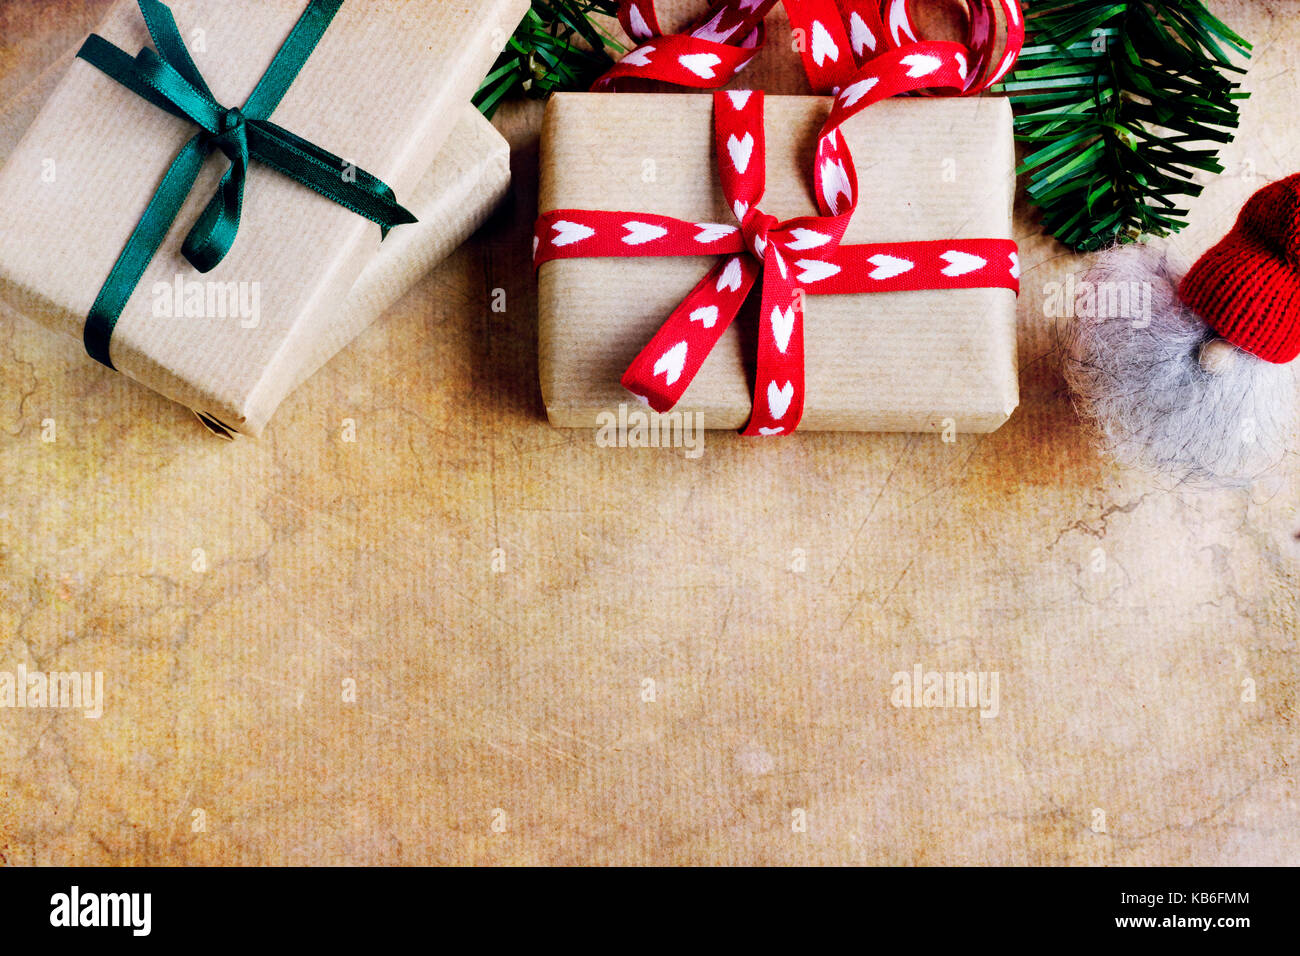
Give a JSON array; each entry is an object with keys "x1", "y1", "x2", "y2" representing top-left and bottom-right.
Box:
[{"x1": 534, "y1": 0, "x2": 1025, "y2": 436}]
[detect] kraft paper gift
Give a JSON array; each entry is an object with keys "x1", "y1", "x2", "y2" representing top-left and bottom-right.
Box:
[
  {"x1": 537, "y1": 92, "x2": 1018, "y2": 433},
  {"x1": 0, "y1": 50, "x2": 513, "y2": 437},
  {"x1": 0, "y1": 0, "x2": 529, "y2": 436}
]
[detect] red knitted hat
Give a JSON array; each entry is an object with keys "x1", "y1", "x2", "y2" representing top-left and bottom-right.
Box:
[{"x1": 1179, "y1": 172, "x2": 1300, "y2": 364}]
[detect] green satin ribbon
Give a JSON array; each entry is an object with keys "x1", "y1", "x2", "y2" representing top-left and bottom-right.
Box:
[{"x1": 75, "y1": 0, "x2": 417, "y2": 369}]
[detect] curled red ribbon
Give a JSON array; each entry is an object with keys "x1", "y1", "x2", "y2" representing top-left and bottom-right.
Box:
[
  {"x1": 599, "y1": 0, "x2": 1024, "y2": 95},
  {"x1": 534, "y1": 0, "x2": 1024, "y2": 436}
]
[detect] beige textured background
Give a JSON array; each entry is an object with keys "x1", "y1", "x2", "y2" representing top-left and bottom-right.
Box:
[{"x1": 0, "y1": 0, "x2": 1297, "y2": 866}]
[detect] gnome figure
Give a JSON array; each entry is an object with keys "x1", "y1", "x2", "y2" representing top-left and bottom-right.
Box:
[{"x1": 1064, "y1": 173, "x2": 1300, "y2": 485}]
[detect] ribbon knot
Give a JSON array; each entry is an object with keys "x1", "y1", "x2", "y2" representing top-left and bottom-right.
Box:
[
  {"x1": 613, "y1": 87, "x2": 851, "y2": 434},
  {"x1": 740, "y1": 209, "x2": 778, "y2": 261},
  {"x1": 215, "y1": 106, "x2": 246, "y2": 140},
  {"x1": 74, "y1": 0, "x2": 417, "y2": 369}
]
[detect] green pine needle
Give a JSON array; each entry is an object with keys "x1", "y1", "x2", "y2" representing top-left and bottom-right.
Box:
[
  {"x1": 475, "y1": 1, "x2": 627, "y2": 118},
  {"x1": 1001, "y1": 1, "x2": 1251, "y2": 251}
]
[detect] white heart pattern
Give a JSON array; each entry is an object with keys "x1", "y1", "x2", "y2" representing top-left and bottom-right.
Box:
[
  {"x1": 849, "y1": 12, "x2": 877, "y2": 55},
  {"x1": 627, "y1": 3, "x2": 652, "y2": 39},
  {"x1": 867, "y1": 254, "x2": 914, "y2": 280},
  {"x1": 679, "y1": 52, "x2": 722, "y2": 79},
  {"x1": 820, "y1": 157, "x2": 853, "y2": 215},
  {"x1": 992, "y1": 48, "x2": 1017, "y2": 84},
  {"x1": 695, "y1": 223, "x2": 738, "y2": 244},
  {"x1": 900, "y1": 53, "x2": 942, "y2": 78},
  {"x1": 955, "y1": 53, "x2": 968, "y2": 81},
  {"x1": 622, "y1": 221, "x2": 669, "y2": 245},
  {"x1": 622, "y1": 45, "x2": 654, "y2": 67},
  {"x1": 888, "y1": 0, "x2": 916, "y2": 44},
  {"x1": 770, "y1": 305, "x2": 796, "y2": 354},
  {"x1": 727, "y1": 90, "x2": 752, "y2": 110},
  {"x1": 727, "y1": 132, "x2": 755, "y2": 174},
  {"x1": 753, "y1": 235, "x2": 767, "y2": 258},
  {"x1": 654, "y1": 341, "x2": 688, "y2": 386},
  {"x1": 795, "y1": 259, "x2": 841, "y2": 284},
  {"x1": 767, "y1": 380, "x2": 795, "y2": 420},
  {"x1": 690, "y1": 305, "x2": 719, "y2": 329},
  {"x1": 532, "y1": 235, "x2": 539, "y2": 259},
  {"x1": 1009, "y1": 251, "x2": 1020, "y2": 279},
  {"x1": 839, "y1": 77, "x2": 879, "y2": 109},
  {"x1": 717, "y1": 257, "x2": 743, "y2": 293},
  {"x1": 810, "y1": 20, "x2": 840, "y2": 67},
  {"x1": 734, "y1": 200, "x2": 750, "y2": 221},
  {"x1": 551, "y1": 220, "x2": 595, "y2": 247},
  {"x1": 786, "y1": 228, "x2": 832, "y2": 251},
  {"x1": 758, "y1": 426, "x2": 785, "y2": 436},
  {"x1": 940, "y1": 250, "x2": 987, "y2": 277},
  {"x1": 694, "y1": 8, "x2": 741, "y2": 44}
]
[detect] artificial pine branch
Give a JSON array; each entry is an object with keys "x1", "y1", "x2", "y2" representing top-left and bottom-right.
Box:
[
  {"x1": 475, "y1": 1, "x2": 627, "y2": 118},
  {"x1": 1002, "y1": 1, "x2": 1251, "y2": 251}
]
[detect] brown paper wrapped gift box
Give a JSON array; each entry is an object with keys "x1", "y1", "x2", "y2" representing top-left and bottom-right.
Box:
[
  {"x1": 538, "y1": 92, "x2": 1018, "y2": 433},
  {"x1": 0, "y1": 50, "x2": 513, "y2": 437},
  {"x1": 0, "y1": 0, "x2": 529, "y2": 436}
]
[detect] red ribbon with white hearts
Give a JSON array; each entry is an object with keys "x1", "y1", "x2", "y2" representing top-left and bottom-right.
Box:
[
  {"x1": 597, "y1": 0, "x2": 1023, "y2": 95},
  {"x1": 535, "y1": 1, "x2": 1023, "y2": 436},
  {"x1": 594, "y1": 0, "x2": 779, "y2": 90}
]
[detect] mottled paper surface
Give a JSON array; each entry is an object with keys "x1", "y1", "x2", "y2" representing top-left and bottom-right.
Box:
[{"x1": 0, "y1": 0, "x2": 1296, "y2": 866}]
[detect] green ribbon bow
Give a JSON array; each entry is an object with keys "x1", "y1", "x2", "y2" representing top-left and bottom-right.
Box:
[{"x1": 76, "y1": 0, "x2": 417, "y2": 368}]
